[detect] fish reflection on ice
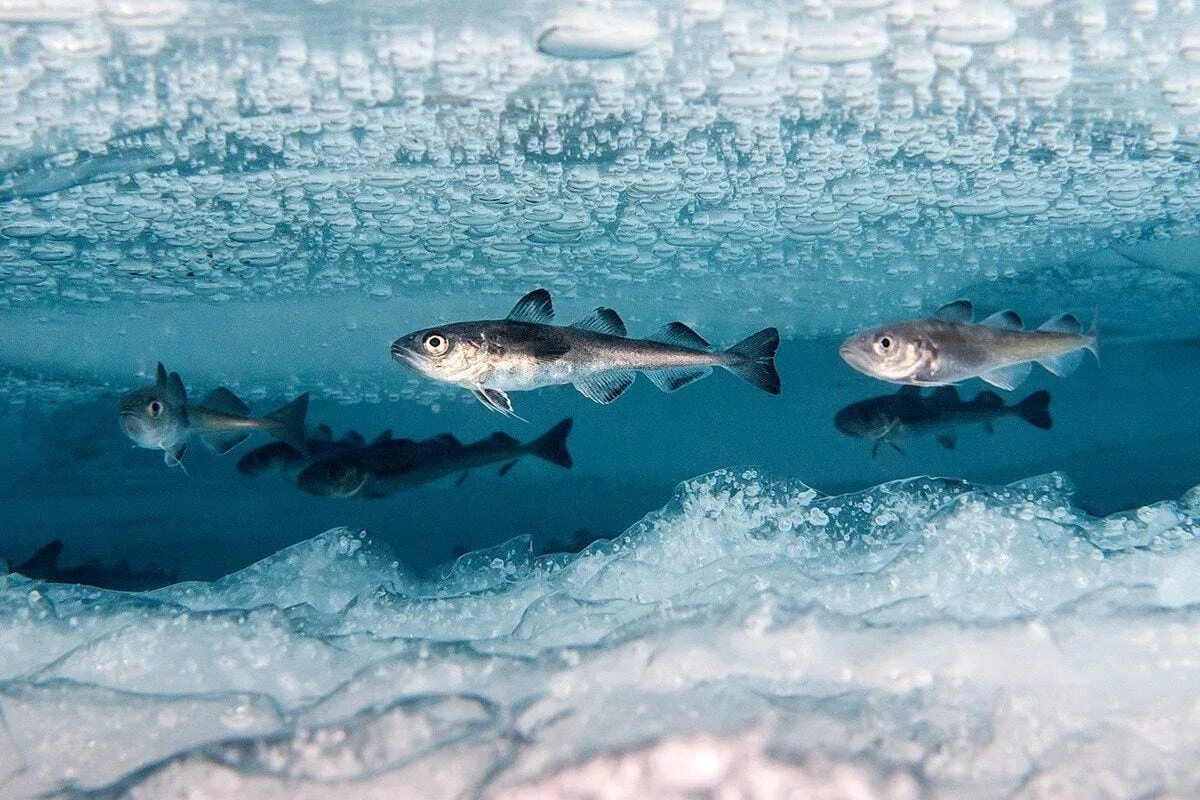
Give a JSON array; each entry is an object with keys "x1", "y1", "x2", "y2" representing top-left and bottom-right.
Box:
[
  {"x1": 296, "y1": 418, "x2": 574, "y2": 499},
  {"x1": 835, "y1": 386, "x2": 1052, "y2": 456},
  {"x1": 4, "y1": 540, "x2": 176, "y2": 591}
]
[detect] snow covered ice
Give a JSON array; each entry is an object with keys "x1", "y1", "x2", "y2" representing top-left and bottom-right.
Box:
[
  {"x1": 4, "y1": 0, "x2": 1200, "y2": 796},
  {"x1": 3, "y1": 471, "x2": 1200, "y2": 797}
]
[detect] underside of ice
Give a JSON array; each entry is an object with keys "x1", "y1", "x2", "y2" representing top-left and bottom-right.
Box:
[{"x1": 5, "y1": 469, "x2": 1200, "y2": 798}]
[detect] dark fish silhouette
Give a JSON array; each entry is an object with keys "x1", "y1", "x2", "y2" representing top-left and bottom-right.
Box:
[
  {"x1": 236, "y1": 424, "x2": 365, "y2": 476},
  {"x1": 835, "y1": 385, "x2": 1052, "y2": 456},
  {"x1": 297, "y1": 418, "x2": 574, "y2": 499},
  {"x1": 7, "y1": 540, "x2": 177, "y2": 592},
  {"x1": 390, "y1": 288, "x2": 780, "y2": 417}
]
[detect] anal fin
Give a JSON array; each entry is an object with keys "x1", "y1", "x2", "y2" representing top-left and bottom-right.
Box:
[
  {"x1": 575, "y1": 371, "x2": 635, "y2": 404},
  {"x1": 1037, "y1": 349, "x2": 1085, "y2": 377},
  {"x1": 645, "y1": 366, "x2": 711, "y2": 393},
  {"x1": 202, "y1": 431, "x2": 252, "y2": 455},
  {"x1": 979, "y1": 362, "x2": 1031, "y2": 391}
]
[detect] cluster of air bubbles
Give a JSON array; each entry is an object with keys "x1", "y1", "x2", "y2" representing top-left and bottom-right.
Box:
[{"x1": 0, "y1": 0, "x2": 1199, "y2": 333}]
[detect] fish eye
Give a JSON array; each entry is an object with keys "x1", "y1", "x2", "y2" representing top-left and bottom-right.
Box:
[
  {"x1": 423, "y1": 332, "x2": 449, "y2": 355},
  {"x1": 874, "y1": 334, "x2": 894, "y2": 354},
  {"x1": 147, "y1": 400, "x2": 163, "y2": 418}
]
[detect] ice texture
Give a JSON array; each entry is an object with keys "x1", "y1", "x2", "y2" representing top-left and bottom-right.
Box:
[
  {"x1": 5, "y1": 469, "x2": 1200, "y2": 797},
  {"x1": 0, "y1": 0, "x2": 1199, "y2": 339}
]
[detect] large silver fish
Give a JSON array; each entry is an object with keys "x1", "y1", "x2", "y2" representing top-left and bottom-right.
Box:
[
  {"x1": 389, "y1": 289, "x2": 781, "y2": 416},
  {"x1": 835, "y1": 385, "x2": 1052, "y2": 456},
  {"x1": 839, "y1": 300, "x2": 1098, "y2": 390},
  {"x1": 118, "y1": 363, "x2": 309, "y2": 469},
  {"x1": 297, "y1": 418, "x2": 574, "y2": 498}
]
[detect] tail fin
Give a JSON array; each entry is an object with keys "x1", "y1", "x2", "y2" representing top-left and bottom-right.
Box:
[
  {"x1": 260, "y1": 392, "x2": 310, "y2": 451},
  {"x1": 1086, "y1": 314, "x2": 1100, "y2": 361},
  {"x1": 1014, "y1": 390, "x2": 1052, "y2": 430},
  {"x1": 528, "y1": 418, "x2": 573, "y2": 469},
  {"x1": 723, "y1": 328, "x2": 781, "y2": 394}
]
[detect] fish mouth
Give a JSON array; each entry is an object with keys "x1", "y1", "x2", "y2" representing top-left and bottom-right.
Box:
[{"x1": 389, "y1": 341, "x2": 420, "y2": 368}]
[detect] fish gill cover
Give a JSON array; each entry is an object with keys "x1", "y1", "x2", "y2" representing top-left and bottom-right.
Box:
[{"x1": 4, "y1": 470, "x2": 1200, "y2": 797}]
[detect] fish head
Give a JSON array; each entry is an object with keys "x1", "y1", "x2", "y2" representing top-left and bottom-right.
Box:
[
  {"x1": 390, "y1": 323, "x2": 491, "y2": 386},
  {"x1": 297, "y1": 456, "x2": 371, "y2": 498},
  {"x1": 839, "y1": 322, "x2": 935, "y2": 383},
  {"x1": 834, "y1": 400, "x2": 897, "y2": 440},
  {"x1": 117, "y1": 385, "x2": 186, "y2": 450}
]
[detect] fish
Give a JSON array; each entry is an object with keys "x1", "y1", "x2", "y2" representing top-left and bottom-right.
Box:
[
  {"x1": 7, "y1": 540, "x2": 177, "y2": 591},
  {"x1": 389, "y1": 289, "x2": 781, "y2": 417},
  {"x1": 236, "y1": 424, "x2": 364, "y2": 476},
  {"x1": 839, "y1": 300, "x2": 1098, "y2": 390},
  {"x1": 118, "y1": 362, "x2": 309, "y2": 469},
  {"x1": 835, "y1": 385, "x2": 1053, "y2": 456},
  {"x1": 297, "y1": 418, "x2": 574, "y2": 499}
]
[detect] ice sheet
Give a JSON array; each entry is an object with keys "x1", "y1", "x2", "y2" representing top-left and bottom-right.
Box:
[{"x1": 4, "y1": 469, "x2": 1200, "y2": 797}]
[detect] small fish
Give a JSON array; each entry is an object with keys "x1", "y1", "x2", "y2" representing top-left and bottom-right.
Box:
[
  {"x1": 7, "y1": 540, "x2": 177, "y2": 591},
  {"x1": 839, "y1": 300, "x2": 1098, "y2": 390},
  {"x1": 118, "y1": 362, "x2": 309, "y2": 469},
  {"x1": 835, "y1": 385, "x2": 1052, "y2": 456},
  {"x1": 236, "y1": 424, "x2": 363, "y2": 476},
  {"x1": 297, "y1": 418, "x2": 574, "y2": 498},
  {"x1": 389, "y1": 289, "x2": 781, "y2": 417}
]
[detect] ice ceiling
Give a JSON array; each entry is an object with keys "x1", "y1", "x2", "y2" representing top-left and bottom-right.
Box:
[{"x1": 1, "y1": 0, "x2": 1199, "y2": 333}]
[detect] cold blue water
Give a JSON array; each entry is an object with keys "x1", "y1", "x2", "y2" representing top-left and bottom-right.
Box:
[{"x1": 5, "y1": 0, "x2": 1200, "y2": 797}]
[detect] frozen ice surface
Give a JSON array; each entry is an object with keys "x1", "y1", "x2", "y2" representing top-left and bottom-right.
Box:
[
  {"x1": 5, "y1": 470, "x2": 1200, "y2": 797},
  {"x1": 1, "y1": 0, "x2": 1200, "y2": 342}
]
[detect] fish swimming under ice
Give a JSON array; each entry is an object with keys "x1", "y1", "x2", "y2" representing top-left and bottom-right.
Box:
[
  {"x1": 835, "y1": 385, "x2": 1052, "y2": 456},
  {"x1": 839, "y1": 300, "x2": 1098, "y2": 390},
  {"x1": 236, "y1": 424, "x2": 364, "y2": 476},
  {"x1": 390, "y1": 289, "x2": 781, "y2": 417},
  {"x1": 297, "y1": 418, "x2": 574, "y2": 498},
  {"x1": 118, "y1": 363, "x2": 309, "y2": 468}
]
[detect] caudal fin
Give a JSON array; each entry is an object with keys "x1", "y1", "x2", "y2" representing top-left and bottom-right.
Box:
[
  {"x1": 528, "y1": 418, "x2": 573, "y2": 469},
  {"x1": 1014, "y1": 389, "x2": 1052, "y2": 430},
  {"x1": 723, "y1": 328, "x2": 781, "y2": 394},
  {"x1": 260, "y1": 392, "x2": 310, "y2": 451}
]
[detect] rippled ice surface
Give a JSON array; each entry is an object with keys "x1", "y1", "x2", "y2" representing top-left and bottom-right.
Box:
[
  {"x1": 6, "y1": 0, "x2": 1200, "y2": 796},
  {"x1": 6, "y1": 471, "x2": 1200, "y2": 798}
]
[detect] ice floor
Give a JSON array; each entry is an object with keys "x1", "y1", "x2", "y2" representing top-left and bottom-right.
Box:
[{"x1": 5, "y1": 0, "x2": 1200, "y2": 796}]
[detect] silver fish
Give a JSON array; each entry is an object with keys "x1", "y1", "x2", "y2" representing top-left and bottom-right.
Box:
[
  {"x1": 839, "y1": 300, "x2": 1098, "y2": 390},
  {"x1": 835, "y1": 385, "x2": 1052, "y2": 456},
  {"x1": 390, "y1": 289, "x2": 781, "y2": 416},
  {"x1": 297, "y1": 418, "x2": 574, "y2": 498},
  {"x1": 118, "y1": 362, "x2": 309, "y2": 469}
]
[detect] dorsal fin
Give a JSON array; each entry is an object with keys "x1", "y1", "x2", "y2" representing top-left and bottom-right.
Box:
[
  {"x1": 507, "y1": 289, "x2": 554, "y2": 324},
  {"x1": 981, "y1": 310, "x2": 1023, "y2": 330},
  {"x1": 932, "y1": 300, "x2": 973, "y2": 323},
  {"x1": 345, "y1": 432, "x2": 365, "y2": 446},
  {"x1": 571, "y1": 308, "x2": 626, "y2": 336},
  {"x1": 371, "y1": 429, "x2": 393, "y2": 446},
  {"x1": 1038, "y1": 313, "x2": 1083, "y2": 334},
  {"x1": 648, "y1": 322, "x2": 710, "y2": 350},
  {"x1": 487, "y1": 431, "x2": 519, "y2": 446},
  {"x1": 156, "y1": 363, "x2": 188, "y2": 406},
  {"x1": 431, "y1": 433, "x2": 462, "y2": 448},
  {"x1": 200, "y1": 387, "x2": 250, "y2": 417}
]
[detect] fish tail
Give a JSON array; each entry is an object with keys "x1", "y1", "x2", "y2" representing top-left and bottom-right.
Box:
[
  {"x1": 1014, "y1": 389, "x2": 1053, "y2": 430},
  {"x1": 723, "y1": 328, "x2": 781, "y2": 395},
  {"x1": 1086, "y1": 312, "x2": 1100, "y2": 361},
  {"x1": 527, "y1": 417, "x2": 573, "y2": 469},
  {"x1": 259, "y1": 392, "x2": 310, "y2": 451}
]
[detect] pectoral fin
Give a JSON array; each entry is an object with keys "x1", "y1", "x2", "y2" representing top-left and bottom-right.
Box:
[
  {"x1": 163, "y1": 444, "x2": 188, "y2": 473},
  {"x1": 935, "y1": 433, "x2": 957, "y2": 450},
  {"x1": 473, "y1": 387, "x2": 523, "y2": 420}
]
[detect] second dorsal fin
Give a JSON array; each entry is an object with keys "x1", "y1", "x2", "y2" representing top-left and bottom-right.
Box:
[
  {"x1": 648, "y1": 322, "x2": 710, "y2": 350},
  {"x1": 571, "y1": 308, "x2": 626, "y2": 336},
  {"x1": 981, "y1": 310, "x2": 1023, "y2": 330},
  {"x1": 507, "y1": 289, "x2": 554, "y2": 324}
]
